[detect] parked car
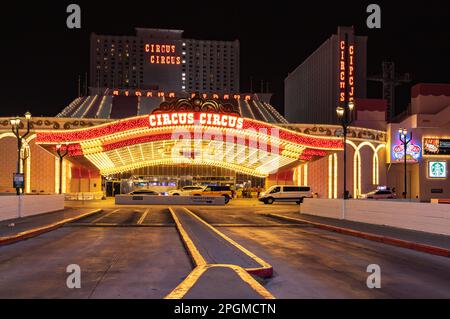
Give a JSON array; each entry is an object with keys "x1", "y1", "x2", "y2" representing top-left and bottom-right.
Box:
[
  {"x1": 362, "y1": 189, "x2": 397, "y2": 200},
  {"x1": 191, "y1": 185, "x2": 234, "y2": 204},
  {"x1": 259, "y1": 185, "x2": 312, "y2": 204},
  {"x1": 128, "y1": 189, "x2": 160, "y2": 196},
  {"x1": 168, "y1": 186, "x2": 206, "y2": 196}
]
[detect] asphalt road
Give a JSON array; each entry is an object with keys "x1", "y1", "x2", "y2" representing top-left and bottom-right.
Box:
[
  {"x1": 0, "y1": 208, "x2": 190, "y2": 298},
  {"x1": 1, "y1": 202, "x2": 450, "y2": 298},
  {"x1": 192, "y1": 206, "x2": 450, "y2": 298}
]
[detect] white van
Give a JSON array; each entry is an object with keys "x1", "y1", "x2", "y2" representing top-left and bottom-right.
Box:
[{"x1": 258, "y1": 185, "x2": 312, "y2": 204}]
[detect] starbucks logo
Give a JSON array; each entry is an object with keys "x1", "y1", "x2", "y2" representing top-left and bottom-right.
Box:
[{"x1": 430, "y1": 162, "x2": 446, "y2": 178}]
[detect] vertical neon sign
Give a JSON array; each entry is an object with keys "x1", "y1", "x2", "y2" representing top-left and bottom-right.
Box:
[
  {"x1": 339, "y1": 41, "x2": 346, "y2": 103},
  {"x1": 338, "y1": 27, "x2": 355, "y2": 105}
]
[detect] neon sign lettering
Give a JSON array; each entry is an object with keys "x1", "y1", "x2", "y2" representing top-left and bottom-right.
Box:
[
  {"x1": 145, "y1": 43, "x2": 181, "y2": 65},
  {"x1": 338, "y1": 41, "x2": 355, "y2": 103},
  {"x1": 149, "y1": 112, "x2": 244, "y2": 130}
]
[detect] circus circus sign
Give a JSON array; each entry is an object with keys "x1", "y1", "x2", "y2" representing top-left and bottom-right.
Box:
[{"x1": 149, "y1": 112, "x2": 244, "y2": 130}]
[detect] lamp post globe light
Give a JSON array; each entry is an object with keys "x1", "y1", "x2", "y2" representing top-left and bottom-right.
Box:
[
  {"x1": 10, "y1": 112, "x2": 32, "y2": 195},
  {"x1": 398, "y1": 127, "x2": 412, "y2": 199},
  {"x1": 56, "y1": 142, "x2": 69, "y2": 195},
  {"x1": 336, "y1": 101, "x2": 354, "y2": 200}
]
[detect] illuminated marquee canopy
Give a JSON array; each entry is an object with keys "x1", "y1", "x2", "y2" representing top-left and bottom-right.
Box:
[{"x1": 37, "y1": 97, "x2": 343, "y2": 177}]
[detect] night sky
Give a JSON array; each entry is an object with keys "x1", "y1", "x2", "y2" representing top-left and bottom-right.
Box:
[{"x1": 1, "y1": 0, "x2": 450, "y2": 118}]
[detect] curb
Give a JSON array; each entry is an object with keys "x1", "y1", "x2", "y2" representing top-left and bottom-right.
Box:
[
  {"x1": 266, "y1": 213, "x2": 450, "y2": 258},
  {"x1": 0, "y1": 209, "x2": 103, "y2": 246}
]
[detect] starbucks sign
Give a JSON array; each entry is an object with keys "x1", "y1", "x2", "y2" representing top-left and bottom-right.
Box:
[{"x1": 428, "y1": 161, "x2": 447, "y2": 178}]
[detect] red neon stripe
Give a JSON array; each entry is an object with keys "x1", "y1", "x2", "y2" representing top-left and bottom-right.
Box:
[{"x1": 36, "y1": 116, "x2": 343, "y2": 150}]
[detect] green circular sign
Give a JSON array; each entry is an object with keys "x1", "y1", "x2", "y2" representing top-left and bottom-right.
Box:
[{"x1": 430, "y1": 162, "x2": 445, "y2": 178}]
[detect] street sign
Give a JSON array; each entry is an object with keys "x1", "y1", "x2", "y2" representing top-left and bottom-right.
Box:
[{"x1": 13, "y1": 173, "x2": 24, "y2": 189}]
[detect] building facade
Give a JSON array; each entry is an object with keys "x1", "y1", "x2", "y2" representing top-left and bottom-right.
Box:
[
  {"x1": 285, "y1": 26, "x2": 367, "y2": 124},
  {"x1": 386, "y1": 83, "x2": 450, "y2": 201},
  {"x1": 90, "y1": 28, "x2": 239, "y2": 94},
  {"x1": 6, "y1": 83, "x2": 448, "y2": 202},
  {"x1": 0, "y1": 93, "x2": 343, "y2": 196}
]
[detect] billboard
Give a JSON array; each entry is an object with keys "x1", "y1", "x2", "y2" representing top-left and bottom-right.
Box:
[
  {"x1": 391, "y1": 132, "x2": 421, "y2": 163},
  {"x1": 423, "y1": 138, "x2": 450, "y2": 156}
]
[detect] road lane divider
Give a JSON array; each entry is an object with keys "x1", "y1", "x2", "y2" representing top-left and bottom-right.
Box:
[
  {"x1": 266, "y1": 213, "x2": 450, "y2": 258},
  {"x1": 168, "y1": 207, "x2": 275, "y2": 299},
  {"x1": 0, "y1": 209, "x2": 102, "y2": 246},
  {"x1": 169, "y1": 207, "x2": 207, "y2": 267},
  {"x1": 183, "y1": 208, "x2": 273, "y2": 278},
  {"x1": 165, "y1": 264, "x2": 275, "y2": 299}
]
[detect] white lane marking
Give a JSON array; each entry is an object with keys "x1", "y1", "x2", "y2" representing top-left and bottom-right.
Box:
[
  {"x1": 137, "y1": 208, "x2": 151, "y2": 225},
  {"x1": 90, "y1": 209, "x2": 120, "y2": 224}
]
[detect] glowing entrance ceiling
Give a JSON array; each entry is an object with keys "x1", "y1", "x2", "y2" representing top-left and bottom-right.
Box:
[{"x1": 89, "y1": 139, "x2": 296, "y2": 177}]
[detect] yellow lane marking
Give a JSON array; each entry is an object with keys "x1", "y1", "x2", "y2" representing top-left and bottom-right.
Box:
[
  {"x1": 165, "y1": 265, "x2": 207, "y2": 299},
  {"x1": 137, "y1": 208, "x2": 150, "y2": 225},
  {"x1": 90, "y1": 209, "x2": 120, "y2": 224},
  {"x1": 164, "y1": 264, "x2": 275, "y2": 300},
  {"x1": 183, "y1": 207, "x2": 273, "y2": 274},
  {"x1": 228, "y1": 264, "x2": 275, "y2": 299},
  {"x1": 169, "y1": 207, "x2": 207, "y2": 267}
]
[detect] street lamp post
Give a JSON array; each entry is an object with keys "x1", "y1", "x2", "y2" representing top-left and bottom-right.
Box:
[
  {"x1": 398, "y1": 128, "x2": 412, "y2": 199},
  {"x1": 20, "y1": 144, "x2": 30, "y2": 175},
  {"x1": 336, "y1": 101, "x2": 354, "y2": 200},
  {"x1": 56, "y1": 143, "x2": 69, "y2": 195},
  {"x1": 10, "y1": 112, "x2": 32, "y2": 195}
]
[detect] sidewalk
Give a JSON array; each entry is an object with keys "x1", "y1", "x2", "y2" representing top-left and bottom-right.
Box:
[
  {"x1": 267, "y1": 211, "x2": 450, "y2": 251},
  {"x1": 0, "y1": 208, "x2": 101, "y2": 238}
]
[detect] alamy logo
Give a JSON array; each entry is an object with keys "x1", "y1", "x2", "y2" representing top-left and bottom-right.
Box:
[
  {"x1": 366, "y1": 264, "x2": 381, "y2": 289},
  {"x1": 66, "y1": 264, "x2": 81, "y2": 289},
  {"x1": 366, "y1": 4, "x2": 381, "y2": 29},
  {"x1": 66, "y1": 4, "x2": 81, "y2": 29}
]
